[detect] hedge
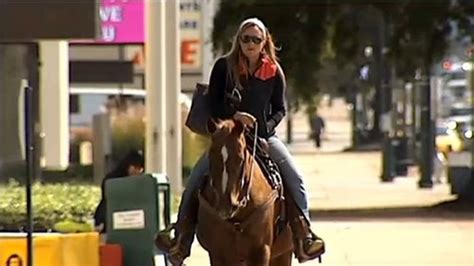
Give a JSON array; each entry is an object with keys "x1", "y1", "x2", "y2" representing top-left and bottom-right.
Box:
[{"x1": 0, "y1": 180, "x2": 100, "y2": 232}]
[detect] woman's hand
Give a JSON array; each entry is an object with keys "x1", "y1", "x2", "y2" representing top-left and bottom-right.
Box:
[{"x1": 233, "y1": 111, "x2": 256, "y2": 126}]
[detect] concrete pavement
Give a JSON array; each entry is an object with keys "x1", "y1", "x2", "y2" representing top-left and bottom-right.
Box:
[
  {"x1": 186, "y1": 219, "x2": 473, "y2": 266},
  {"x1": 182, "y1": 98, "x2": 474, "y2": 265}
]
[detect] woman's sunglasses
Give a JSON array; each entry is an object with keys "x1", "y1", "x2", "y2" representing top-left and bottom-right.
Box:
[{"x1": 240, "y1": 35, "x2": 263, "y2": 45}]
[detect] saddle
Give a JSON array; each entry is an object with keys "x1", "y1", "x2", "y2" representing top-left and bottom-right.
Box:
[{"x1": 244, "y1": 130, "x2": 283, "y2": 194}]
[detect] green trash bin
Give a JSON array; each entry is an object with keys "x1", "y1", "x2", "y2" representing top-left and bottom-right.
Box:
[{"x1": 106, "y1": 173, "x2": 171, "y2": 266}]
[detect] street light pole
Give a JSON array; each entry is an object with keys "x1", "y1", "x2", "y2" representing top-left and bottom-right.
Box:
[
  {"x1": 369, "y1": 9, "x2": 394, "y2": 182},
  {"x1": 380, "y1": 57, "x2": 394, "y2": 182},
  {"x1": 418, "y1": 75, "x2": 434, "y2": 188}
]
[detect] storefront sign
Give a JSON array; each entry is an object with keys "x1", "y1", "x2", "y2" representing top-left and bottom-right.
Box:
[
  {"x1": 98, "y1": 0, "x2": 144, "y2": 43},
  {"x1": 81, "y1": 0, "x2": 203, "y2": 71},
  {"x1": 180, "y1": 0, "x2": 202, "y2": 70}
]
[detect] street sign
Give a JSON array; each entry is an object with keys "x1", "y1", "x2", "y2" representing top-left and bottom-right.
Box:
[{"x1": 0, "y1": 0, "x2": 98, "y2": 40}]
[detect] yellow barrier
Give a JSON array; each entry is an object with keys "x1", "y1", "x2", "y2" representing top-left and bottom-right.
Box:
[{"x1": 0, "y1": 232, "x2": 99, "y2": 266}]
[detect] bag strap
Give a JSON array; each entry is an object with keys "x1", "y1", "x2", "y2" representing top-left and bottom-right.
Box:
[
  {"x1": 223, "y1": 57, "x2": 242, "y2": 108},
  {"x1": 224, "y1": 57, "x2": 237, "y2": 93}
]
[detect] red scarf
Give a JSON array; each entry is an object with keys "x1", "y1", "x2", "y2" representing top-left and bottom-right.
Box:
[{"x1": 239, "y1": 54, "x2": 278, "y2": 81}]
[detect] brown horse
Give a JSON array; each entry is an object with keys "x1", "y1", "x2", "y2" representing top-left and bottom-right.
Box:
[{"x1": 196, "y1": 119, "x2": 294, "y2": 266}]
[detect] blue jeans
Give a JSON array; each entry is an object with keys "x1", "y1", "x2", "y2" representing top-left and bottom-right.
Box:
[{"x1": 178, "y1": 135, "x2": 311, "y2": 223}]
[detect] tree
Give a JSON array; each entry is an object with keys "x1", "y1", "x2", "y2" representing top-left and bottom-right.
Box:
[
  {"x1": 331, "y1": 1, "x2": 471, "y2": 81},
  {"x1": 328, "y1": 1, "x2": 471, "y2": 137},
  {"x1": 212, "y1": 1, "x2": 473, "y2": 108}
]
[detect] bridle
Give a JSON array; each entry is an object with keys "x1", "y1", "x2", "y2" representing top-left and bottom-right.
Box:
[
  {"x1": 200, "y1": 120, "x2": 279, "y2": 233},
  {"x1": 234, "y1": 122, "x2": 258, "y2": 208}
]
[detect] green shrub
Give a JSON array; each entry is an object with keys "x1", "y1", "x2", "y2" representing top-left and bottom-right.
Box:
[
  {"x1": 111, "y1": 116, "x2": 145, "y2": 163},
  {"x1": 110, "y1": 115, "x2": 209, "y2": 180},
  {"x1": 0, "y1": 180, "x2": 100, "y2": 232}
]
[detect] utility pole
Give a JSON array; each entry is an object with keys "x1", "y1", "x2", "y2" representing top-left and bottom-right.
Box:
[
  {"x1": 365, "y1": 7, "x2": 394, "y2": 182},
  {"x1": 165, "y1": 0, "x2": 182, "y2": 194},
  {"x1": 471, "y1": 53, "x2": 474, "y2": 103},
  {"x1": 145, "y1": 0, "x2": 167, "y2": 176},
  {"x1": 351, "y1": 89, "x2": 359, "y2": 148},
  {"x1": 356, "y1": 6, "x2": 394, "y2": 181},
  {"x1": 286, "y1": 111, "x2": 293, "y2": 144},
  {"x1": 380, "y1": 50, "x2": 394, "y2": 182},
  {"x1": 39, "y1": 41, "x2": 70, "y2": 172},
  {"x1": 418, "y1": 73, "x2": 434, "y2": 188}
]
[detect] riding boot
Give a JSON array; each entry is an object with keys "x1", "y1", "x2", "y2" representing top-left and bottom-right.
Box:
[
  {"x1": 155, "y1": 197, "x2": 198, "y2": 265},
  {"x1": 289, "y1": 216, "x2": 325, "y2": 263}
]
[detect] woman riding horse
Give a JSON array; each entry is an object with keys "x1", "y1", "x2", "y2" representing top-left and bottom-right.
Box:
[
  {"x1": 196, "y1": 118, "x2": 293, "y2": 265},
  {"x1": 155, "y1": 17, "x2": 325, "y2": 265}
]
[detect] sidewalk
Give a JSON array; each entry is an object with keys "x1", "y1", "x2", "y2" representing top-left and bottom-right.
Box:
[{"x1": 279, "y1": 98, "x2": 457, "y2": 213}]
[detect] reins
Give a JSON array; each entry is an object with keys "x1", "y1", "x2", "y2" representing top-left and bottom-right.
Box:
[{"x1": 237, "y1": 122, "x2": 258, "y2": 208}]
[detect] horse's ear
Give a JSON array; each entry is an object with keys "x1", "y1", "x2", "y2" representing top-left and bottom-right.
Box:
[{"x1": 207, "y1": 118, "x2": 218, "y2": 134}]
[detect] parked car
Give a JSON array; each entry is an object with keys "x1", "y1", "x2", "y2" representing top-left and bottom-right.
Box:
[{"x1": 435, "y1": 122, "x2": 464, "y2": 155}]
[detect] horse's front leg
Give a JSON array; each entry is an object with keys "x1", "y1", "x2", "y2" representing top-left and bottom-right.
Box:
[{"x1": 250, "y1": 245, "x2": 271, "y2": 266}]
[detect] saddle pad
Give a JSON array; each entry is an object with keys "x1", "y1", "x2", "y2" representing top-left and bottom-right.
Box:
[{"x1": 244, "y1": 131, "x2": 283, "y2": 193}]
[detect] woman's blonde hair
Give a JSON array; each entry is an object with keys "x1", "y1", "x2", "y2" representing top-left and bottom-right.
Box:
[{"x1": 225, "y1": 19, "x2": 278, "y2": 88}]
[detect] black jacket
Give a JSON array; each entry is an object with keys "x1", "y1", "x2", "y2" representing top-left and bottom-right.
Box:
[{"x1": 208, "y1": 57, "x2": 287, "y2": 139}]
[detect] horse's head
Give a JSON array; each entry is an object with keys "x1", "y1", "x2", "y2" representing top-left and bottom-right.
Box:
[{"x1": 207, "y1": 118, "x2": 250, "y2": 219}]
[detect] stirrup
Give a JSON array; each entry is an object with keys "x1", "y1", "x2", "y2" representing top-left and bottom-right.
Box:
[
  {"x1": 156, "y1": 222, "x2": 195, "y2": 266},
  {"x1": 155, "y1": 224, "x2": 188, "y2": 266},
  {"x1": 167, "y1": 249, "x2": 187, "y2": 266},
  {"x1": 295, "y1": 234, "x2": 325, "y2": 263},
  {"x1": 155, "y1": 223, "x2": 177, "y2": 253},
  {"x1": 167, "y1": 231, "x2": 194, "y2": 266}
]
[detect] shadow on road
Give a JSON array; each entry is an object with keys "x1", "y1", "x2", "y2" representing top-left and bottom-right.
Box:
[{"x1": 310, "y1": 199, "x2": 474, "y2": 221}]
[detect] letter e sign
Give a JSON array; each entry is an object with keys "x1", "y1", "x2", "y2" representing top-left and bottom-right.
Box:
[{"x1": 181, "y1": 39, "x2": 199, "y2": 66}]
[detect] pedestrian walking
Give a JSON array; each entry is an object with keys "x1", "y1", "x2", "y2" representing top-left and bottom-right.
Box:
[{"x1": 310, "y1": 110, "x2": 325, "y2": 148}]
